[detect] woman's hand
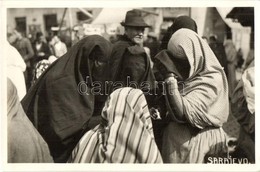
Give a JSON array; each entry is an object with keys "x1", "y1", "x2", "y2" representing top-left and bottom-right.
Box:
[
  {"x1": 165, "y1": 75, "x2": 178, "y2": 95},
  {"x1": 164, "y1": 74, "x2": 185, "y2": 122}
]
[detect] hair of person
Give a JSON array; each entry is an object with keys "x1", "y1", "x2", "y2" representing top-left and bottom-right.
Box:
[
  {"x1": 15, "y1": 28, "x2": 25, "y2": 37},
  {"x1": 36, "y1": 32, "x2": 43, "y2": 39}
]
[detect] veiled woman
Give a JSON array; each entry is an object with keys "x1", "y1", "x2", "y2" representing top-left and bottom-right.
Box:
[
  {"x1": 7, "y1": 78, "x2": 53, "y2": 163},
  {"x1": 152, "y1": 15, "x2": 198, "y2": 151},
  {"x1": 21, "y1": 35, "x2": 112, "y2": 162},
  {"x1": 154, "y1": 29, "x2": 230, "y2": 163}
]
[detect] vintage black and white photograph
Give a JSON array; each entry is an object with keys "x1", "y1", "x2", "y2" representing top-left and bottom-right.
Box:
[{"x1": 1, "y1": 0, "x2": 258, "y2": 171}]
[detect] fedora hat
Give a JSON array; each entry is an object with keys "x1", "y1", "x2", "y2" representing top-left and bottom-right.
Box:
[{"x1": 121, "y1": 10, "x2": 150, "y2": 27}]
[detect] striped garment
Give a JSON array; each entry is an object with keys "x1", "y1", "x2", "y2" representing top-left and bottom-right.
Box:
[{"x1": 68, "y1": 87, "x2": 163, "y2": 163}]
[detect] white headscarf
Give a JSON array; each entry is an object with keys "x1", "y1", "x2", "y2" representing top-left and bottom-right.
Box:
[{"x1": 6, "y1": 41, "x2": 26, "y2": 100}]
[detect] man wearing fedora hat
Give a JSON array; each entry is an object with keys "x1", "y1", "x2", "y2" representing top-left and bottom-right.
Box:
[
  {"x1": 109, "y1": 9, "x2": 154, "y2": 92},
  {"x1": 120, "y1": 9, "x2": 150, "y2": 45}
]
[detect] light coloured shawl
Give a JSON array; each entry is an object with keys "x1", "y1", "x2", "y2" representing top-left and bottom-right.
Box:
[
  {"x1": 68, "y1": 87, "x2": 162, "y2": 163},
  {"x1": 167, "y1": 28, "x2": 229, "y2": 129},
  {"x1": 161, "y1": 29, "x2": 230, "y2": 163},
  {"x1": 7, "y1": 78, "x2": 53, "y2": 163}
]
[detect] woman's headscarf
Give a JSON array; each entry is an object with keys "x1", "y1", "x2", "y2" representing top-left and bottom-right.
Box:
[
  {"x1": 6, "y1": 41, "x2": 26, "y2": 100},
  {"x1": 156, "y1": 29, "x2": 229, "y2": 129},
  {"x1": 68, "y1": 87, "x2": 163, "y2": 163},
  {"x1": 7, "y1": 78, "x2": 53, "y2": 163},
  {"x1": 21, "y1": 35, "x2": 112, "y2": 162},
  {"x1": 160, "y1": 16, "x2": 197, "y2": 50}
]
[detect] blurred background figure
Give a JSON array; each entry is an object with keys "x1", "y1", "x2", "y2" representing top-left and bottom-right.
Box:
[
  {"x1": 202, "y1": 36, "x2": 208, "y2": 43},
  {"x1": 33, "y1": 32, "x2": 52, "y2": 64},
  {"x1": 6, "y1": 41, "x2": 26, "y2": 101},
  {"x1": 72, "y1": 25, "x2": 86, "y2": 45},
  {"x1": 243, "y1": 46, "x2": 254, "y2": 72},
  {"x1": 208, "y1": 35, "x2": 228, "y2": 77},
  {"x1": 109, "y1": 35, "x2": 118, "y2": 43},
  {"x1": 236, "y1": 48, "x2": 244, "y2": 70},
  {"x1": 32, "y1": 55, "x2": 58, "y2": 84},
  {"x1": 144, "y1": 32, "x2": 160, "y2": 61},
  {"x1": 223, "y1": 33, "x2": 238, "y2": 97},
  {"x1": 50, "y1": 35, "x2": 67, "y2": 58},
  {"x1": 11, "y1": 29, "x2": 35, "y2": 91},
  {"x1": 231, "y1": 60, "x2": 255, "y2": 163},
  {"x1": 235, "y1": 48, "x2": 244, "y2": 81}
]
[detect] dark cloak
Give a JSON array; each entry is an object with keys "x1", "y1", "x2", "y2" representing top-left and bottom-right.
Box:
[
  {"x1": 109, "y1": 35, "x2": 156, "y2": 95},
  {"x1": 21, "y1": 35, "x2": 112, "y2": 162}
]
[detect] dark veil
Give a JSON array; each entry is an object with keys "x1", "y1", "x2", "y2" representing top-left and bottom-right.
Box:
[{"x1": 21, "y1": 35, "x2": 112, "y2": 162}]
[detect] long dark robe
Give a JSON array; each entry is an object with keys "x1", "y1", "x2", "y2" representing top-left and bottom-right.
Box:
[{"x1": 21, "y1": 35, "x2": 112, "y2": 162}]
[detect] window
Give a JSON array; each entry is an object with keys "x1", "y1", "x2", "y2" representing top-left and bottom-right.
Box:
[
  {"x1": 44, "y1": 14, "x2": 58, "y2": 32},
  {"x1": 15, "y1": 17, "x2": 26, "y2": 35}
]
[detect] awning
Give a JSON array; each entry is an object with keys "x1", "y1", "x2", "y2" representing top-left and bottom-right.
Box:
[
  {"x1": 92, "y1": 8, "x2": 132, "y2": 24},
  {"x1": 226, "y1": 7, "x2": 254, "y2": 27},
  {"x1": 216, "y1": 7, "x2": 244, "y2": 29}
]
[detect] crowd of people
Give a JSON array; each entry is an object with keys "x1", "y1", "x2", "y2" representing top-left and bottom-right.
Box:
[
  {"x1": 7, "y1": 29, "x2": 68, "y2": 92},
  {"x1": 6, "y1": 9, "x2": 255, "y2": 164}
]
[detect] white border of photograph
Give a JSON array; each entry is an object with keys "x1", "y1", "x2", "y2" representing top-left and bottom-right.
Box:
[{"x1": 1, "y1": 0, "x2": 259, "y2": 171}]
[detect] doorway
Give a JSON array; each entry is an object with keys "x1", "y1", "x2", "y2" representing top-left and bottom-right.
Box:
[
  {"x1": 44, "y1": 14, "x2": 58, "y2": 36},
  {"x1": 15, "y1": 17, "x2": 26, "y2": 35}
]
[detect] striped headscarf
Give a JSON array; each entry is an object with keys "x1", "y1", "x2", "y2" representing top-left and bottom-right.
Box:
[{"x1": 68, "y1": 87, "x2": 163, "y2": 163}]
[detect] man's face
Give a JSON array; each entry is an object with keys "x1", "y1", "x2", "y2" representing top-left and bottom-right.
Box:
[{"x1": 125, "y1": 26, "x2": 145, "y2": 45}]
